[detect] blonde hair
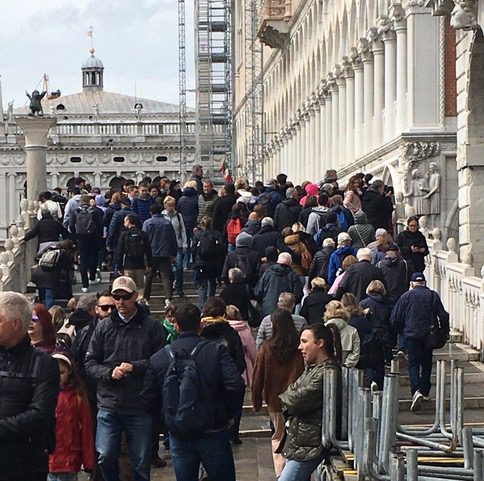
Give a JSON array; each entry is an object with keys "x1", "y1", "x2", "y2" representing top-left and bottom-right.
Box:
[
  {"x1": 311, "y1": 277, "x2": 327, "y2": 290},
  {"x1": 184, "y1": 180, "x2": 198, "y2": 190},
  {"x1": 49, "y1": 305, "x2": 66, "y2": 330},
  {"x1": 235, "y1": 178, "x2": 248, "y2": 190},
  {"x1": 226, "y1": 305, "x2": 242, "y2": 320},
  {"x1": 66, "y1": 297, "x2": 78, "y2": 312},
  {"x1": 367, "y1": 280, "x2": 387, "y2": 296},
  {"x1": 163, "y1": 195, "x2": 176, "y2": 206},
  {"x1": 341, "y1": 293, "x2": 364, "y2": 316},
  {"x1": 324, "y1": 300, "x2": 349, "y2": 322}
]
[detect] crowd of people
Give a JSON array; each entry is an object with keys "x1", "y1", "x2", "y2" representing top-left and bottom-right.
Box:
[{"x1": 1, "y1": 166, "x2": 451, "y2": 481}]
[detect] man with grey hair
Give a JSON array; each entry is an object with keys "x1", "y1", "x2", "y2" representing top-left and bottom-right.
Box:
[
  {"x1": 253, "y1": 217, "x2": 283, "y2": 258},
  {"x1": 337, "y1": 247, "x2": 386, "y2": 301},
  {"x1": 274, "y1": 187, "x2": 302, "y2": 232},
  {"x1": 0, "y1": 292, "x2": 59, "y2": 481},
  {"x1": 256, "y1": 292, "x2": 307, "y2": 350}
]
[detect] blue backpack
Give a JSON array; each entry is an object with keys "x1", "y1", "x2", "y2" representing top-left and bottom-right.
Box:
[
  {"x1": 335, "y1": 210, "x2": 349, "y2": 231},
  {"x1": 162, "y1": 341, "x2": 214, "y2": 437}
]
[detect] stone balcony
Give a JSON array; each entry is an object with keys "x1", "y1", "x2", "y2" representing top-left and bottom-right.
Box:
[{"x1": 258, "y1": 0, "x2": 292, "y2": 49}]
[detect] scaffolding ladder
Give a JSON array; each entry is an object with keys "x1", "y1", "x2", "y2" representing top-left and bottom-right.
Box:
[{"x1": 195, "y1": 0, "x2": 233, "y2": 176}]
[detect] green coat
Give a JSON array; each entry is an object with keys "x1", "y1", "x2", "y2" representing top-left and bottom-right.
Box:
[{"x1": 279, "y1": 358, "x2": 339, "y2": 461}]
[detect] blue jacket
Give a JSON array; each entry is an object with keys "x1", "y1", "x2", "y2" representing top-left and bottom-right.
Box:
[
  {"x1": 142, "y1": 214, "x2": 178, "y2": 258},
  {"x1": 131, "y1": 197, "x2": 154, "y2": 225},
  {"x1": 390, "y1": 286, "x2": 449, "y2": 340},
  {"x1": 177, "y1": 188, "x2": 199, "y2": 232},
  {"x1": 144, "y1": 332, "x2": 244, "y2": 431},
  {"x1": 327, "y1": 246, "x2": 358, "y2": 285},
  {"x1": 107, "y1": 207, "x2": 140, "y2": 249}
]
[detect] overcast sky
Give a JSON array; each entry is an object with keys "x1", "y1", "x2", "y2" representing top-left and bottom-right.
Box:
[{"x1": 0, "y1": 0, "x2": 195, "y2": 110}]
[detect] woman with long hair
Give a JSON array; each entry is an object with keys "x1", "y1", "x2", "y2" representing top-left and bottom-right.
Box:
[
  {"x1": 278, "y1": 322, "x2": 342, "y2": 481},
  {"x1": 343, "y1": 176, "x2": 363, "y2": 214},
  {"x1": 252, "y1": 308, "x2": 304, "y2": 477},
  {"x1": 324, "y1": 300, "x2": 360, "y2": 368},
  {"x1": 29, "y1": 303, "x2": 57, "y2": 353}
]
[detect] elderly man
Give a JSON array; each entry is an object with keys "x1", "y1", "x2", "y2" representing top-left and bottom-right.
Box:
[
  {"x1": 391, "y1": 272, "x2": 449, "y2": 412},
  {"x1": 254, "y1": 252, "x2": 304, "y2": 318},
  {"x1": 0, "y1": 292, "x2": 59, "y2": 481},
  {"x1": 85, "y1": 277, "x2": 167, "y2": 481},
  {"x1": 256, "y1": 292, "x2": 308, "y2": 350}
]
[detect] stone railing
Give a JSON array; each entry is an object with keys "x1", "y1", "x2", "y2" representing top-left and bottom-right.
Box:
[
  {"x1": 0, "y1": 199, "x2": 37, "y2": 293},
  {"x1": 425, "y1": 237, "x2": 484, "y2": 355}
]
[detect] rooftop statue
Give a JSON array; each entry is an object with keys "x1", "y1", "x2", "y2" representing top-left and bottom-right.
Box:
[{"x1": 25, "y1": 90, "x2": 47, "y2": 116}]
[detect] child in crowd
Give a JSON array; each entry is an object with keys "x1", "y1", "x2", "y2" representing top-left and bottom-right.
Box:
[{"x1": 48, "y1": 353, "x2": 95, "y2": 481}]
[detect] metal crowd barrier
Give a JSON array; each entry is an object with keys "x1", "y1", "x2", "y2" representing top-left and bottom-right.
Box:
[{"x1": 318, "y1": 358, "x2": 484, "y2": 480}]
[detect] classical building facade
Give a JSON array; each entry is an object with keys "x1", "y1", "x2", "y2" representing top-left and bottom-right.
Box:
[
  {"x1": 234, "y1": 0, "x2": 463, "y2": 257},
  {"x1": 0, "y1": 50, "x2": 196, "y2": 239}
]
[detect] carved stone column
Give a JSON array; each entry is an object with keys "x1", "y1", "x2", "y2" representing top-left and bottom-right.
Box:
[
  {"x1": 379, "y1": 17, "x2": 397, "y2": 141},
  {"x1": 327, "y1": 74, "x2": 339, "y2": 165},
  {"x1": 342, "y1": 60, "x2": 355, "y2": 163},
  {"x1": 349, "y1": 48, "x2": 364, "y2": 158},
  {"x1": 16, "y1": 116, "x2": 57, "y2": 203},
  {"x1": 369, "y1": 27, "x2": 385, "y2": 148},
  {"x1": 334, "y1": 64, "x2": 347, "y2": 163},
  {"x1": 318, "y1": 83, "x2": 327, "y2": 177},
  {"x1": 391, "y1": 3, "x2": 408, "y2": 132},
  {"x1": 324, "y1": 90, "x2": 333, "y2": 172},
  {"x1": 310, "y1": 96, "x2": 320, "y2": 181},
  {"x1": 358, "y1": 39, "x2": 374, "y2": 153}
]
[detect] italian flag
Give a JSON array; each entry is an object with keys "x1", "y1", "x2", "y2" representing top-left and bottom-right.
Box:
[{"x1": 220, "y1": 160, "x2": 233, "y2": 184}]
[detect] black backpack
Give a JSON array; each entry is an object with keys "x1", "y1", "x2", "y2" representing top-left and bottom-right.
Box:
[
  {"x1": 39, "y1": 248, "x2": 61, "y2": 271},
  {"x1": 198, "y1": 231, "x2": 224, "y2": 260},
  {"x1": 75, "y1": 207, "x2": 97, "y2": 235},
  {"x1": 162, "y1": 341, "x2": 214, "y2": 437},
  {"x1": 124, "y1": 229, "x2": 145, "y2": 259},
  {"x1": 235, "y1": 254, "x2": 253, "y2": 282},
  {"x1": 313, "y1": 209, "x2": 329, "y2": 231}
]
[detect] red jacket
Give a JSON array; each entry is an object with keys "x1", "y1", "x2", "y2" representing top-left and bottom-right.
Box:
[{"x1": 49, "y1": 385, "x2": 95, "y2": 473}]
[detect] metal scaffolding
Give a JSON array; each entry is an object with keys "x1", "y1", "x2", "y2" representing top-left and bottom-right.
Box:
[
  {"x1": 178, "y1": 0, "x2": 188, "y2": 179},
  {"x1": 244, "y1": 0, "x2": 264, "y2": 184},
  {"x1": 194, "y1": 0, "x2": 233, "y2": 176}
]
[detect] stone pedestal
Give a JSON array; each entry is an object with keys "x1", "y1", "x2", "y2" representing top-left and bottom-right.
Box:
[{"x1": 15, "y1": 116, "x2": 56, "y2": 202}]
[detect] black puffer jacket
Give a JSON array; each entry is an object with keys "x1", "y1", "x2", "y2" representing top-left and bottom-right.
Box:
[
  {"x1": 376, "y1": 255, "x2": 411, "y2": 303},
  {"x1": 24, "y1": 215, "x2": 70, "y2": 244},
  {"x1": 201, "y1": 319, "x2": 246, "y2": 374},
  {"x1": 177, "y1": 188, "x2": 199, "y2": 233},
  {"x1": 85, "y1": 304, "x2": 167, "y2": 414},
  {"x1": 300, "y1": 288, "x2": 334, "y2": 325},
  {"x1": 0, "y1": 336, "x2": 59, "y2": 480},
  {"x1": 337, "y1": 260, "x2": 386, "y2": 302},
  {"x1": 253, "y1": 226, "x2": 283, "y2": 258},
  {"x1": 308, "y1": 245, "x2": 335, "y2": 283},
  {"x1": 212, "y1": 194, "x2": 238, "y2": 232},
  {"x1": 274, "y1": 198, "x2": 302, "y2": 231}
]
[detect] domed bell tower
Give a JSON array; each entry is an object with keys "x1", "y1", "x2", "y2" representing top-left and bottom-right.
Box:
[{"x1": 82, "y1": 48, "x2": 104, "y2": 91}]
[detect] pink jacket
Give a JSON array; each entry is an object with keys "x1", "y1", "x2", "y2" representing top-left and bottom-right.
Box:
[
  {"x1": 299, "y1": 183, "x2": 319, "y2": 207},
  {"x1": 228, "y1": 320, "x2": 257, "y2": 387}
]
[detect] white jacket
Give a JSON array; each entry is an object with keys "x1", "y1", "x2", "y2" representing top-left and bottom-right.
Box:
[{"x1": 325, "y1": 317, "x2": 360, "y2": 368}]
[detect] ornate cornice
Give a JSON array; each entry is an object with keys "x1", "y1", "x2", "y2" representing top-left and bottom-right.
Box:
[
  {"x1": 340, "y1": 57, "x2": 354, "y2": 78},
  {"x1": 377, "y1": 16, "x2": 396, "y2": 41},
  {"x1": 390, "y1": 3, "x2": 407, "y2": 28},
  {"x1": 402, "y1": 0, "x2": 427, "y2": 13},
  {"x1": 357, "y1": 38, "x2": 372, "y2": 62},
  {"x1": 367, "y1": 27, "x2": 384, "y2": 52},
  {"x1": 348, "y1": 47, "x2": 363, "y2": 70},
  {"x1": 400, "y1": 141, "x2": 441, "y2": 172}
]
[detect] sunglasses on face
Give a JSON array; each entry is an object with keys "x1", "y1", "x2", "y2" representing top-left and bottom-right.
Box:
[
  {"x1": 112, "y1": 293, "x2": 133, "y2": 301},
  {"x1": 98, "y1": 304, "x2": 115, "y2": 311},
  {"x1": 31, "y1": 315, "x2": 39, "y2": 322}
]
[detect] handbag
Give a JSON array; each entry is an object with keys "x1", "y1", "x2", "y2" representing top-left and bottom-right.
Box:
[{"x1": 425, "y1": 292, "x2": 449, "y2": 350}]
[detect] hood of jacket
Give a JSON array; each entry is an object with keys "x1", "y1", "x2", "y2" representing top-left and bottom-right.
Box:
[
  {"x1": 335, "y1": 245, "x2": 355, "y2": 257},
  {"x1": 236, "y1": 231, "x2": 254, "y2": 248},
  {"x1": 305, "y1": 183, "x2": 319, "y2": 196},
  {"x1": 284, "y1": 233, "x2": 301, "y2": 246},
  {"x1": 381, "y1": 254, "x2": 402, "y2": 266},
  {"x1": 282, "y1": 198, "x2": 299, "y2": 208},
  {"x1": 354, "y1": 210, "x2": 368, "y2": 224},
  {"x1": 367, "y1": 293, "x2": 392, "y2": 305},
  {"x1": 182, "y1": 187, "x2": 198, "y2": 197},
  {"x1": 68, "y1": 308, "x2": 95, "y2": 329},
  {"x1": 325, "y1": 317, "x2": 347, "y2": 331},
  {"x1": 268, "y1": 262, "x2": 293, "y2": 277},
  {"x1": 258, "y1": 225, "x2": 275, "y2": 236}
]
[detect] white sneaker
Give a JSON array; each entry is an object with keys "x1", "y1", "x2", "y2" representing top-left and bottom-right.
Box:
[
  {"x1": 165, "y1": 299, "x2": 172, "y2": 308},
  {"x1": 410, "y1": 391, "x2": 424, "y2": 412},
  {"x1": 81, "y1": 287, "x2": 89, "y2": 293}
]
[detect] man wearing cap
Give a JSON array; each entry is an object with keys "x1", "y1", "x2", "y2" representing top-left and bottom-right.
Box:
[
  {"x1": 0, "y1": 291, "x2": 59, "y2": 481},
  {"x1": 254, "y1": 252, "x2": 304, "y2": 318},
  {"x1": 376, "y1": 243, "x2": 411, "y2": 303},
  {"x1": 85, "y1": 276, "x2": 167, "y2": 481},
  {"x1": 337, "y1": 248, "x2": 386, "y2": 302},
  {"x1": 327, "y1": 232, "x2": 358, "y2": 286},
  {"x1": 390, "y1": 272, "x2": 449, "y2": 412}
]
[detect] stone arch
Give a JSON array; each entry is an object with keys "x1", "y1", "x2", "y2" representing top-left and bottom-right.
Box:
[
  {"x1": 109, "y1": 176, "x2": 126, "y2": 191},
  {"x1": 333, "y1": 21, "x2": 341, "y2": 63},
  {"x1": 340, "y1": 4, "x2": 349, "y2": 58},
  {"x1": 348, "y1": 0, "x2": 358, "y2": 46},
  {"x1": 358, "y1": 0, "x2": 368, "y2": 39}
]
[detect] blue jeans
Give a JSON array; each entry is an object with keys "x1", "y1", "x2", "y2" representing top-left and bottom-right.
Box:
[
  {"x1": 184, "y1": 229, "x2": 194, "y2": 269},
  {"x1": 169, "y1": 430, "x2": 236, "y2": 481},
  {"x1": 174, "y1": 248, "x2": 185, "y2": 291},
  {"x1": 406, "y1": 337, "x2": 433, "y2": 396},
  {"x1": 96, "y1": 410, "x2": 152, "y2": 481},
  {"x1": 198, "y1": 277, "x2": 217, "y2": 307},
  {"x1": 279, "y1": 453, "x2": 324, "y2": 481}
]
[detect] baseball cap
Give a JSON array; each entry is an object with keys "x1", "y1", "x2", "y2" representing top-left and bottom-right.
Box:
[
  {"x1": 411, "y1": 272, "x2": 426, "y2": 282},
  {"x1": 52, "y1": 352, "x2": 72, "y2": 367},
  {"x1": 112, "y1": 276, "x2": 137, "y2": 293}
]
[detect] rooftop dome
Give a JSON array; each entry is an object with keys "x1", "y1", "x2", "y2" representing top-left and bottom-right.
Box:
[{"x1": 82, "y1": 52, "x2": 104, "y2": 70}]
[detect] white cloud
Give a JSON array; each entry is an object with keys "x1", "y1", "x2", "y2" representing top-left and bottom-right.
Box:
[{"x1": 0, "y1": 0, "x2": 195, "y2": 109}]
